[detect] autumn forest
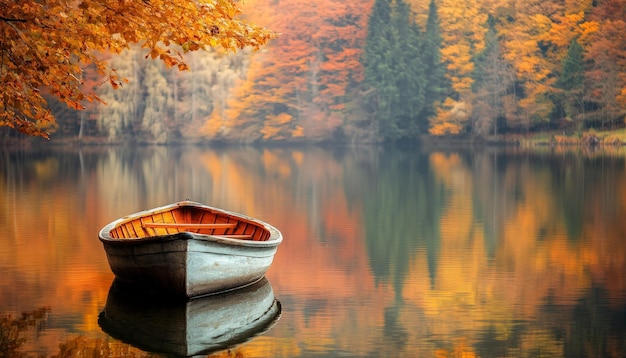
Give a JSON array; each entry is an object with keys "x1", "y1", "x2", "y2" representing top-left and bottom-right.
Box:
[{"x1": 2, "y1": 0, "x2": 626, "y2": 143}]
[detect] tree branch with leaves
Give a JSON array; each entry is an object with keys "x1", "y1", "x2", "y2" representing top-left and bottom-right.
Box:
[{"x1": 0, "y1": 0, "x2": 276, "y2": 138}]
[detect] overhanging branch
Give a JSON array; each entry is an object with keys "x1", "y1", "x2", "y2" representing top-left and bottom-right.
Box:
[{"x1": 1, "y1": 17, "x2": 27, "y2": 23}]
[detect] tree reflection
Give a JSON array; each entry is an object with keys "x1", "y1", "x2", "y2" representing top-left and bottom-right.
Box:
[
  {"x1": 1, "y1": 306, "x2": 255, "y2": 357},
  {"x1": 382, "y1": 306, "x2": 408, "y2": 350},
  {"x1": 357, "y1": 148, "x2": 445, "y2": 298},
  {"x1": 473, "y1": 324, "x2": 519, "y2": 357},
  {"x1": 565, "y1": 286, "x2": 626, "y2": 358},
  {"x1": 0, "y1": 308, "x2": 49, "y2": 358},
  {"x1": 3, "y1": 145, "x2": 626, "y2": 357},
  {"x1": 356, "y1": 148, "x2": 626, "y2": 356}
]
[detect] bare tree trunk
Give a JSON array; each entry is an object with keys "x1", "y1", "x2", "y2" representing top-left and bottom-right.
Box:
[{"x1": 78, "y1": 111, "x2": 84, "y2": 140}]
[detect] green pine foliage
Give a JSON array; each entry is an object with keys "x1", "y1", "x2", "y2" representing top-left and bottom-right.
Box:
[
  {"x1": 419, "y1": 0, "x2": 448, "y2": 129},
  {"x1": 557, "y1": 39, "x2": 585, "y2": 124},
  {"x1": 557, "y1": 39, "x2": 584, "y2": 92},
  {"x1": 363, "y1": 0, "x2": 433, "y2": 142},
  {"x1": 363, "y1": 0, "x2": 395, "y2": 136},
  {"x1": 393, "y1": 0, "x2": 426, "y2": 138}
]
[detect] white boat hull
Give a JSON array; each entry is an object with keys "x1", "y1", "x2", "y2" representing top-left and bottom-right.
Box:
[{"x1": 99, "y1": 201, "x2": 282, "y2": 298}]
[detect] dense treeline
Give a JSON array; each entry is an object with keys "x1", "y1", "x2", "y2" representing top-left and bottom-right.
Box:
[
  {"x1": 368, "y1": 0, "x2": 626, "y2": 140},
  {"x1": 31, "y1": 0, "x2": 626, "y2": 143}
]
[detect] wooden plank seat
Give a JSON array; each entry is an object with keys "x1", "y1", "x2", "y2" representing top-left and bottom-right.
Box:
[
  {"x1": 142, "y1": 223, "x2": 237, "y2": 229},
  {"x1": 141, "y1": 222, "x2": 253, "y2": 239},
  {"x1": 212, "y1": 234, "x2": 253, "y2": 239}
]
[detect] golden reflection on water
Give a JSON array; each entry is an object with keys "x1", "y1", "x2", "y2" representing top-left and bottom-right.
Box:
[{"x1": 0, "y1": 146, "x2": 625, "y2": 357}]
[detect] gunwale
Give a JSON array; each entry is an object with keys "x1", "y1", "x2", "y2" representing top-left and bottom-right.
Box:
[{"x1": 99, "y1": 201, "x2": 282, "y2": 248}]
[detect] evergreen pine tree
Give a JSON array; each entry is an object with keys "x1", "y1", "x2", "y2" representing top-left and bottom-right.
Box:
[
  {"x1": 363, "y1": 0, "x2": 395, "y2": 133},
  {"x1": 557, "y1": 39, "x2": 584, "y2": 92},
  {"x1": 557, "y1": 39, "x2": 585, "y2": 125},
  {"x1": 363, "y1": 0, "x2": 427, "y2": 141},
  {"x1": 393, "y1": 0, "x2": 426, "y2": 139},
  {"x1": 419, "y1": 0, "x2": 448, "y2": 131}
]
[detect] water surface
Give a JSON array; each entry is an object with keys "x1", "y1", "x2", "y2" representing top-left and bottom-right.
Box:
[{"x1": 1, "y1": 145, "x2": 625, "y2": 357}]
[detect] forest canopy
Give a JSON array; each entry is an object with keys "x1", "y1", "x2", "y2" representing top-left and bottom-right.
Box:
[
  {"x1": 2, "y1": 0, "x2": 626, "y2": 144},
  {"x1": 93, "y1": 0, "x2": 626, "y2": 144},
  {"x1": 0, "y1": 0, "x2": 275, "y2": 138}
]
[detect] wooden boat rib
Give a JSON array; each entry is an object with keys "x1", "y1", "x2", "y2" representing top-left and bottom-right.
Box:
[
  {"x1": 99, "y1": 201, "x2": 283, "y2": 298},
  {"x1": 108, "y1": 204, "x2": 271, "y2": 241}
]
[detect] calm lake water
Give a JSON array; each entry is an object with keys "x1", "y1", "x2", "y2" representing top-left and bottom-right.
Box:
[{"x1": 1, "y1": 144, "x2": 625, "y2": 357}]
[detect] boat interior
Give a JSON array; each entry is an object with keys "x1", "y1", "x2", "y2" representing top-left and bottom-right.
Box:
[{"x1": 108, "y1": 205, "x2": 271, "y2": 241}]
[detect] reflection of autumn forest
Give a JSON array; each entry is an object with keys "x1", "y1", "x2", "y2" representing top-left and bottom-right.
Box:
[
  {"x1": 1, "y1": 147, "x2": 625, "y2": 356},
  {"x1": 20, "y1": 0, "x2": 624, "y2": 143}
]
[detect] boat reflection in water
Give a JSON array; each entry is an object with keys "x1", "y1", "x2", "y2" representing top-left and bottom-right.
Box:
[{"x1": 98, "y1": 277, "x2": 281, "y2": 357}]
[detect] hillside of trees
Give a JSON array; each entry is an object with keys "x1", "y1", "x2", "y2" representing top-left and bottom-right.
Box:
[{"x1": 17, "y1": 0, "x2": 626, "y2": 144}]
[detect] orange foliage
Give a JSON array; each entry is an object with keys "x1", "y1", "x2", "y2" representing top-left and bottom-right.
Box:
[
  {"x1": 494, "y1": 0, "x2": 605, "y2": 127},
  {"x1": 539, "y1": 12, "x2": 598, "y2": 61},
  {"x1": 435, "y1": 0, "x2": 486, "y2": 133},
  {"x1": 429, "y1": 98, "x2": 469, "y2": 136},
  {"x1": 619, "y1": 87, "x2": 626, "y2": 108},
  {"x1": 214, "y1": 0, "x2": 372, "y2": 141},
  {"x1": 201, "y1": 107, "x2": 229, "y2": 138},
  {"x1": 585, "y1": 0, "x2": 626, "y2": 119},
  {"x1": 0, "y1": 0, "x2": 275, "y2": 138},
  {"x1": 261, "y1": 112, "x2": 294, "y2": 140}
]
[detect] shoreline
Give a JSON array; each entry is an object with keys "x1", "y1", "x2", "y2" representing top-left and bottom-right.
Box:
[{"x1": 2, "y1": 129, "x2": 626, "y2": 149}]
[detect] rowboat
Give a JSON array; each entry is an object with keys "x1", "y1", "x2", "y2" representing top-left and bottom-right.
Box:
[
  {"x1": 99, "y1": 277, "x2": 281, "y2": 356},
  {"x1": 98, "y1": 201, "x2": 283, "y2": 298}
]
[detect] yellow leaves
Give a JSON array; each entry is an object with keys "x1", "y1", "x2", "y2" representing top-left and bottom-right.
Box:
[
  {"x1": 617, "y1": 87, "x2": 626, "y2": 110},
  {"x1": 513, "y1": 55, "x2": 551, "y2": 84},
  {"x1": 261, "y1": 112, "x2": 293, "y2": 140},
  {"x1": 529, "y1": 14, "x2": 553, "y2": 35},
  {"x1": 201, "y1": 111, "x2": 229, "y2": 138},
  {"x1": 494, "y1": 2, "x2": 604, "y2": 131},
  {"x1": 260, "y1": 126, "x2": 281, "y2": 140},
  {"x1": 435, "y1": 0, "x2": 485, "y2": 135},
  {"x1": 542, "y1": 12, "x2": 597, "y2": 50},
  {"x1": 292, "y1": 125, "x2": 304, "y2": 137},
  {"x1": 578, "y1": 21, "x2": 599, "y2": 43},
  {"x1": 450, "y1": 76, "x2": 474, "y2": 93},
  {"x1": 429, "y1": 122, "x2": 463, "y2": 136},
  {"x1": 429, "y1": 98, "x2": 469, "y2": 136},
  {"x1": 515, "y1": 60, "x2": 535, "y2": 75},
  {"x1": 160, "y1": 52, "x2": 180, "y2": 68},
  {"x1": 273, "y1": 112, "x2": 292, "y2": 125},
  {"x1": 147, "y1": 47, "x2": 162, "y2": 60}
]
